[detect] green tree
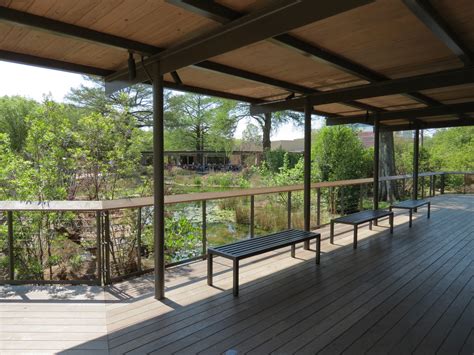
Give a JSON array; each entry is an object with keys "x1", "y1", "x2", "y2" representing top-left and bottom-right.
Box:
[
  {"x1": 166, "y1": 94, "x2": 238, "y2": 164},
  {"x1": 66, "y1": 76, "x2": 168, "y2": 127},
  {"x1": 312, "y1": 126, "x2": 372, "y2": 213},
  {"x1": 0, "y1": 96, "x2": 38, "y2": 152},
  {"x1": 232, "y1": 103, "x2": 305, "y2": 152}
]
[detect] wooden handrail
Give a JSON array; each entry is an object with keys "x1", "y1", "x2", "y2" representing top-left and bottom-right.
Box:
[{"x1": 0, "y1": 171, "x2": 471, "y2": 212}]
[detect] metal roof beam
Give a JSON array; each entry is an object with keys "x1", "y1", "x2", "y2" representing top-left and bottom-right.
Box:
[
  {"x1": 250, "y1": 67, "x2": 474, "y2": 114},
  {"x1": 0, "y1": 6, "x2": 159, "y2": 55},
  {"x1": 0, "y1": 49, "x2": 113, "y2": 76},
  {"x1": 403, "y1": 0, "x2": 474, "y2": 66},
  {"x1": 116, "y1": 0, "x2": 374, "y2": 75},
  {"x1": 380, "y1": 118, "x2": 474, "y2": 131},
  {"x1": 326, "y1": 101, "x2": 474, "y2": 125},
  {"x1": 166, "y1": 0, "x2": 441, "y2": 107}
]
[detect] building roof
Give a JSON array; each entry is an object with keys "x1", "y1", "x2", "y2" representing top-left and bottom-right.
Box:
[{"x1": 1, "y1": 0, "x2": 473, "y2": 131}]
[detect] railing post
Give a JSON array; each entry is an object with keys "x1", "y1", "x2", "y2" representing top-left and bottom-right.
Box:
[
  {"x1": 96, "y1": 211, "x2": 102, "y2": 286},
  {"x1": 250, "y1": 195, "x2": 255, "y2": 238},
  {"x1": 287, "y1": 191, "x2": 291, "y2": 229},
  {"x1": 359, "y1": 185, "x2": 364, "y2": 211},
  {"x1": 104, "y1": 210, "x2": 111, "y2": 285},
  {"x1": 137, "y1": 207, "x2": 142, "y2": 271},
  {"x1": 441, "y1": 173, "x2": 445, "y2": 194},
  {"x1": 432, "y1": 175, "x2": 436, "y2": 196},
  {"x1": 316, "y1": 188, "x2": 321, "y2": 227},
  {"x1": 403, "y1": 178, "x2": 407, "y2": 199},
  {"x1": 202, "y1": 200, "x2": 207, "y2": 259},
  {"x1": 464, "y1": 174, "x2": 467, "y2": 194},
  {"x1": 340, "y1": 187, "x2": 345, "y2": 215},
  {"x1": 7, "y1": 211, "x2": 14, "y2": 281},
  {"x1": 421, "y1": 176, "x2": 425, "y2": 199}
]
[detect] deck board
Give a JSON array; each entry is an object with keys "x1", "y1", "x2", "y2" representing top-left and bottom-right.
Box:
[{"x1": 0, "y1": 194, "x2": 472, "y2": 354}]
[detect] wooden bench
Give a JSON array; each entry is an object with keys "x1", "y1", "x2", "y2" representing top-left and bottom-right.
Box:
[
  {"x1": 330, "y1": 209, "x2": 394, "y2": 249},
  {"x1": 207, "y1": 229, "x2": 321, "y2": 296},
  {"x1": 390, "y1": 199, "x2": 430, "y2": 227}
]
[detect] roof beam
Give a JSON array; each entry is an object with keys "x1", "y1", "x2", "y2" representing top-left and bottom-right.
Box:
[
  {"x1": 0, "y1": 49, "x2": 113, "y2": 76},
  {"x1": 193, "y1": 61, "x2": 382, "y2": 113},
  {"x1": 166, "y1": 0, "x2": 441, "y2": 107},
  {"x1": 403, "y1": 0, "x2": 473, "y2": 66},
  {"x1": 0, "y1": 6, "x2": 158, "y2": 55},
  {"x1": 128, "y1": 0, "x2": 374, "y2": 75},
  {"x1": 326, "y1": 101, "x2": 474, "y2": 125},
  {"x1": 380, "y1": 118, "x2": 474, "y2": 131},
  {"x1": 250, "y1": 67, "x2": 474, "y2": 114}
]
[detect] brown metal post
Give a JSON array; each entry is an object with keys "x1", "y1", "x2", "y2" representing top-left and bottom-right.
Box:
[
  {"x1": 373, "y1": 116, "x2": 380, "y2": 210},
  {"x1": 96, "y1": 211, "x2": 102, "y2": 285},
  {"x1": 413, "y1": 129, "x2": 420, "y2": 200},
  {"x1": 153, "y1": 61, "x2": 165, "y2": 300},
  {"x1": 250, "y1": 195, "x2": 255, "y2": 238},
  {"x1": 316, "y1": 188, "x2": 321, "y2": 226},
  {"x1": 303, "y1": 98, "x2": 311, "y2": 249},
  {"x1": 104, "y1": 211, "x2": 111, "y2": 285},
  {"x1": 202, "y1": 200, "x2": 207, "y2": 259},
  {"x1": 287, "y1": 191, "x2": 292, "y2": 229},
  {"x1": 7, "y1": 211, "x2": 14, "y2": 281},
  {"x1": 137, "y1": 207, "x2": 142, "y2": 272}
]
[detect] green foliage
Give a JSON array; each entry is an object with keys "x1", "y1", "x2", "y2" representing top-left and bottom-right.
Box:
[
  {"x1": 312, "y1": 126, "x2": 371, "y2": 181},
  {"x1": 166, "y1": 94, "x2": 238, "y2": 155},
  {"x1": 425, "y1": 127, "x2": 474, "y2": 171},
  {"x1": 312, "y1": 126, "x2": 372, "y2": 213},
  {"x1": 263, "y1": 148, "x2": 301, "y2": 173},
  {"x1": 143, "y1": 216, "x2": 201, "y2": 263},
  {"x1": 0, "y1": 96, "x2": 38, "y2": 152}
]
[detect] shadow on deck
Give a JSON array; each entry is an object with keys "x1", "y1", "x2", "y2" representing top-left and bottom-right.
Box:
[{"x1": 0, "y1": 194, "x2": 472, "y2": 354}]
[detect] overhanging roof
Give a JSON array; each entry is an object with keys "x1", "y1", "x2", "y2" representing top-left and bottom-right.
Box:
[{"x1": 1, "y1": 0, "x2": 473, "y2": 131}]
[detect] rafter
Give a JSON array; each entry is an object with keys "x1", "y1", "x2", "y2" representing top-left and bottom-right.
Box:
[
  {"x1": 165, "y1": 0, "x2": 442, "y2": 107},
  {"x1": 250, "y1": 67, "x2": 474, "y2": 114},
  {"x1": 403, "y1": 0, "x2": 473, "y2": 66},
  {"x1": 326, "y1": 102, "x2": 474, "y2": 125}
]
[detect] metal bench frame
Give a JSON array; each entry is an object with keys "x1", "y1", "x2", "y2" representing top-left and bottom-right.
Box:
[
  {"x1": 390, "y1": 199, "x2": 430, "y2": 227},
  {"x1": 330, "y1": 209, "x2": 394, "y2": 249},
  {"x1": 207, "y1": 229, "x2": 321, "y2": 296}
]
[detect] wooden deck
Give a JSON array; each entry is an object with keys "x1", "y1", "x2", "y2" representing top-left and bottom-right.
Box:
[{"x1": 0, "y1": 194, "x2": 472, "y2": 354}]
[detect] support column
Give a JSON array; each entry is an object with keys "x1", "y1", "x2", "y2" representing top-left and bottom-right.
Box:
[
  {"x1": 153, "y1": 62, "x2": 165, "y2": 300},
  {"x1": 303, "y1": 98, "x2": 311, "y2": 249},
  {"x1": 413, "y1": 128, "x2": 420, "y2": 200},
  {"x1": 373, "y1": 116, "x2": 380, "y2": 210}
]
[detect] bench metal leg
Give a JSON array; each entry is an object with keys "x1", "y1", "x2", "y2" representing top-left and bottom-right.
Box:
[
  {"x1": 316, "y1": 236, "x2": 321, "y2": 265},
  {"x1": 427, "y1": 202, "x2": 431, "y2": 219},
  {"x1": 330, "y1": 221, "x2": 335, "y2": 244},
  {"x1": 291, "y1": 244, "x2": 296, "y2": 258},
  {"x1": 389, "y1": 213, "x2": 394, "y2": 234},
  {"x1": 409, "y1": 209, "x2": 413, "y2": 227},
  {"x1": 353, "y1": 225, "x2": 358, "y2": 249},
  {"x1": 233, "y1": 259, "x2": 239, "y2": 297},
  {"x1": 207, "y1": 253, "x2": 213, "y2": 286}
]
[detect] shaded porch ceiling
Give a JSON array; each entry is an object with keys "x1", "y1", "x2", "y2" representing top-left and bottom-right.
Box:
[{"x1": 0, "y1": 0, "x2": 473, "y2": 130}]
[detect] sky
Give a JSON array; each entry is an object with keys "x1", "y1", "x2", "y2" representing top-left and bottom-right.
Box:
[{"x1": 0, "y1": 61, "x2": 314, "y2": 141}]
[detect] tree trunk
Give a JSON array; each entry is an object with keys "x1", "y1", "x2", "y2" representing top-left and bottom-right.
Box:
[
  {"x1": 195, "y1": 127, "x2": 203, "y2": 165},
  {"x1": 262, "y1": 113, "x2": 272, "y2": 152},
  {"x1": 379, "y1": 131, "x2": 399, "y2": 201}
]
